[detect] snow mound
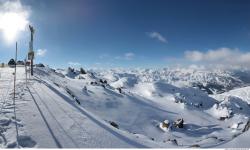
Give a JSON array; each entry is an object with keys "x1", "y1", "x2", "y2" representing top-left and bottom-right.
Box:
[
  {"x1": 206, "y1": 104, "x2": 232, "y2": 120},
  {"x1": 212, "y1": 87, "x2": 250, "y2": 117},
  {"x1": 213, "y1": 86, "x2": 250, "y2": 104},
  {"x1": 110, "y1": 77, "x2": 137, "y2": 89},
  {"x1": 132, "y1": 81, "x2": 217, "y2": 109}
]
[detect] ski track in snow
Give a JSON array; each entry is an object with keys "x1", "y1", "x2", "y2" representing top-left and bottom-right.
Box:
[
  {"x1": 15, "y1": 71, "x2": 146, "y2": 148},
  {"x1": 31, "y1": 76, "x2": 149, "y2": 148}
]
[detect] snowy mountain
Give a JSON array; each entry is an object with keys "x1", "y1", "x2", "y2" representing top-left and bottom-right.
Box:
[{"x1": 91, "y1": 67, "x2": 248, "y2": 94}]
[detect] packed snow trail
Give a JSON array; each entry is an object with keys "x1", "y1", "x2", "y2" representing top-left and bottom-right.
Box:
[
  {"x1": 0, "y1": 77, "x2": 12, "y2": 113},
  {"x1": 18, "y1": 69, "x2": 149, "y2": 148},
  {"x1": 0, "y1": 67, "x2": 29, "y2": 148},
  {"x1": 26, "y1": 86, "x2": 63, "y2": 148},
  {"x1": 0, "y1": 68, "x2": 14, "y2": 147}
]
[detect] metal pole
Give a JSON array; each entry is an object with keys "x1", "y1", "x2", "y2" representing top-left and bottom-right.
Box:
[
  {"x1": 29, "y1": 64, "x2": 31, "y2": 79},
  {"x1": 31, "y1": 59, "x2": 33, "y2": 76},
  {"x1": 14, "y1": 42, "x2": 19, "y2": 147}
]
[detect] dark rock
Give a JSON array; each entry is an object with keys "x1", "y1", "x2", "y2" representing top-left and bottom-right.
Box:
[
  {"x1": 16, "y1": 60, "x2": 24, "y2": 65},
  {"x1": 75, "y1": 99, "x2": 81, "y2": 105},
  {"x1": 190, "y1": 144, "x2": 200, "y2": 148},
  {"x1": 78, "y1": 76, "x2": 85, "y2": 79},
  {"x1": 170, "y1": 139, "x2": 178, "y2": 145},
  {"x1": 80, "y1": 68, "x2": 86, "y2": 74},
  {"x1": 219, "y1": 117, "x2": 228, "y2": 121},
  {"x1": 110, "y1": 121, "x2": 119, "y2": 129},
  {"x1": 243, "y1": 120, "x2": 250, "y2": 132},
  {"x1": 36, "y1": 63, "x2": 45, "y2": 67},
  {"x1": 90, "y1": 81, "x2": 98, "y2": 85},
  {"x1": 174, "y1": 118, "x2": 184, "y2": 128},
  {"x1": 83, "y1": 86, "x2": 87, "y2": 91},
  {"x1": 118, "y1": 88, "x2": 122, "y2": 94}
]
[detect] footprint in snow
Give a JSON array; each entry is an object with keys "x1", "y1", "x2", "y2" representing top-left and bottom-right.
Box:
[
  {"x1": 0, "y1": 117, "x2": 11, "y2": 126},
  {"x1": 17, "y1": 136, "x2": 36, "y2": 148}
]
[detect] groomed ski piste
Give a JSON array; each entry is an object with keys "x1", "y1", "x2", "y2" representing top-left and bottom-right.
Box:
[{"x1": 0, "y1": 66, "x2": 250, "y2": 148}]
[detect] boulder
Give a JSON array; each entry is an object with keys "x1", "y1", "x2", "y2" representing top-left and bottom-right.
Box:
[
  {"x1": 159, "y1": 120, "x2": 171, "y2": 132},
  {"x1": 162, "y1": 120, "x2": 170, "y2": 128}
]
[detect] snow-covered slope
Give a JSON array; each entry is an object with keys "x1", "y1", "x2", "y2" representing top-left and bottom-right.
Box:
[
  {"x1": 1, "y1": 66, "x2": 250, "y2": 148},
  {"x1": 34, "y1": 67, "x2": 250, "y2": 148}
]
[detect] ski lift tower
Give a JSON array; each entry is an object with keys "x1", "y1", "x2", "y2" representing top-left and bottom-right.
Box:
[{"x1": 28, "y1": 25, "x2": 35, "y2": 76}]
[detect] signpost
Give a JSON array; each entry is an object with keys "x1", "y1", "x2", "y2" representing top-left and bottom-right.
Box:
[{"x1": 28, "y1": 25, "x2": 35, "y2": 76}]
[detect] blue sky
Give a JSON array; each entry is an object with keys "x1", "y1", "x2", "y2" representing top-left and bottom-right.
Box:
[{"x1": 0, "y1": 0, "x2": 250, "y2": 69}]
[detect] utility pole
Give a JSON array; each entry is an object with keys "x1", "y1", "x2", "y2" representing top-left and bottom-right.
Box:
[{"x1": 28, "y1": 25, "x2": 35, "y2": 76}]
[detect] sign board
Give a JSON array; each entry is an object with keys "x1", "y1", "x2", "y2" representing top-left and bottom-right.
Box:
[{"x1": 28, "y1": 51, "x2": 35, "y2": 60}]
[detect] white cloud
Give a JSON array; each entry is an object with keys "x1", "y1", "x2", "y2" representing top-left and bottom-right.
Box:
[
  {"x1": 0, "y1": 0, "x2": 30, "y2": 43},
  {"x1": 147, "y1": 32, "x2": 167, "y2": 43},
  {"x1": 184, "y1": 48, "x2": 250, "y2": 68},
  {"x1": 68, "y1": 61, "x2": 81, "y2": 66},
  {"x1": 99, "y1": 54, "x2": 109, "y2": 59},
  {"x1": 124, "y1": 52, "x2": 135, "y2": 60},
  {"x1": 115, "y1": 52, "x2": 135, "y2": 60},
  {"x1": 37, "y1": 49, "x2": 47, "y2": 57},
  {"x1": 185, "y1": 50, "x2": 203, "y2": 61}
]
